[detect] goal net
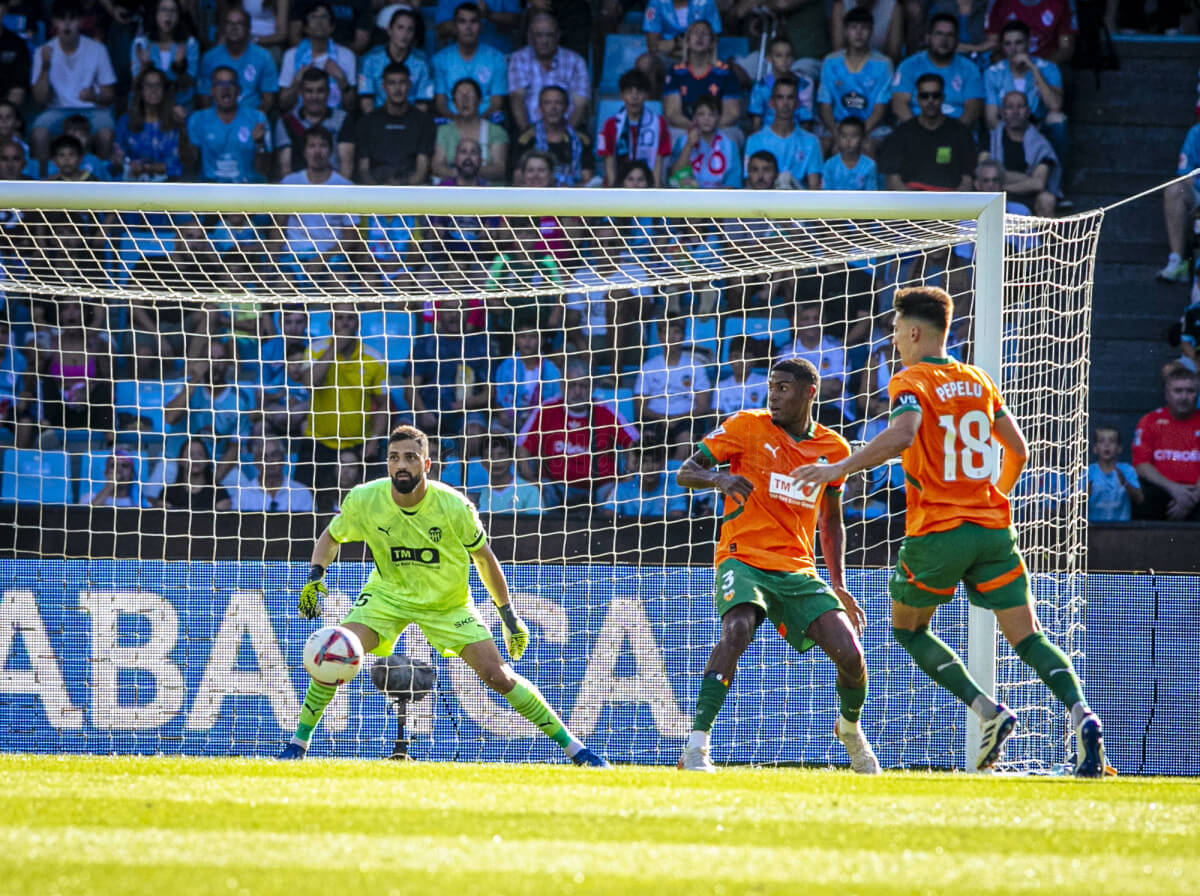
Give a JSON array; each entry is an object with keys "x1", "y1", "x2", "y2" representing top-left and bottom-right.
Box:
[{"x1": 0, "y1": 182, "x2": 1101, "y2": 771}]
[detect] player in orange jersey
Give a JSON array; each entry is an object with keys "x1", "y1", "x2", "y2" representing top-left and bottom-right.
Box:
[
  {"x1": 793, "y1": 286, "x2": 1109, "y2": 777},
  {"x1": 675, "y1": 358, "x2": 880, "y2": 774}
]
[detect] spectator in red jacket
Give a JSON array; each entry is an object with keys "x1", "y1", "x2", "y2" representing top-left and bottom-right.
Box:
[{"x1": 1132, "y1": 363, "x2": 1200, "y2": 521}]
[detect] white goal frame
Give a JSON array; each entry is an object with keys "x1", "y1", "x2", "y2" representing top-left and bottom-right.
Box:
[{"x1": 2, "y1": 181, "x2": 1016, "y2": 770}]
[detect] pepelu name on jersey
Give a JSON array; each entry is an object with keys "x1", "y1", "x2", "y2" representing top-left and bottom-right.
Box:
[
  {"x1": 390, "y1": 546, "x2": 440, "y2": 565},
  {"x1": 934, "y1": 381, "x2": 984, "y2": 402},
  {"x1": 769, "y1": 472, "x2": 820, "y2": 507}
]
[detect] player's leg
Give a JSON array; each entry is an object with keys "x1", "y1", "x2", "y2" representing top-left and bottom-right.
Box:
[
  {"x1": 889, "y1": 528, "x2": 1014, "y2": 769},
  {"x1": 804, "y1": 609, "x2": 880, "y2": 774},
  {"x1": 682, "y1": 560, "x2": 769, "y2": 771},
  {"x1": 458, "y1": 637, "x2": 608, "y2": 767},
  {"x1": 280, "y1": 592, "x2": 394, "y2": 759},
  {"x1": 985, "y1": 582, "x2": 1108, "y2": 777}
]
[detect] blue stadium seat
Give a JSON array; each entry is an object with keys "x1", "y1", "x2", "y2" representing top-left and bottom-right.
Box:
[
  {"x1": 598, "y1": 33, "x2": 648, "y2": 95},
  {"x1": 721, "y1": 315, "x2": 792, "y2": 362},
  {"x1": 596, "y1": 387, "x2": 636, "y2": 424},
  {"x1": 0, "y1": 449, "x2": 72, "y2": 504},
  {"x1": 685, "y1": 316, "x2": 720, "y2": 362},
  {"x1": 114, "y1": 377, "x2": 188, "y2": 454},
  {"x1": 361, "y1": 308, "x2": 415, "y2": 378},
  {"x1": 717, "y1": 36, "x2": 750, "y2": 62}
]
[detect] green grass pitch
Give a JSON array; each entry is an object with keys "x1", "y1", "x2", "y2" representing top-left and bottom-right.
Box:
[{"x1": 2, "y1": 755, "x2": 1198, "y2": 896}]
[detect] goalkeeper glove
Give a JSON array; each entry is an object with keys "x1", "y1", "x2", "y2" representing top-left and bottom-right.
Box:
[
  {"x1": 496, "y1": 602, "x2": 529, "y2": 661},
  {"x1": 298, "y1": 565, "x2": 327, "y2": 619}
]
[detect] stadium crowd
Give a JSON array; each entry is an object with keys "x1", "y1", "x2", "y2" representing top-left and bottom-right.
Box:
[{"x1": 0, "y1": 0, "x2": 1197, "y2": 522}]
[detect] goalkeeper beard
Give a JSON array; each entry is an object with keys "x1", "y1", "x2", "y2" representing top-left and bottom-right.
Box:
[{"x1": 391, "y1": 469, "x2": 421, "y2": 494}]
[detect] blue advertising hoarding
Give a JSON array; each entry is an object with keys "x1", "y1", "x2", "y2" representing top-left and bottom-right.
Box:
[{"x1": 0, "y1": 561, "x2": 1195, "y2": 774}]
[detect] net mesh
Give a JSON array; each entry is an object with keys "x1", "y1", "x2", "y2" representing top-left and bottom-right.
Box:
[{"x1": 0, "y1": 188, "x2": 1102, "y2": 770}]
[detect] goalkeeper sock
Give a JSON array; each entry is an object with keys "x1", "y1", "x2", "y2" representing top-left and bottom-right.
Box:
[
  {"x1": 836, "y1": 679, "x2": 867, "y2": 725},
  {"x1": 504, "y1": 673, "x2": 582, "y2": 754},
  {"x1": 692, "y1": 671, "x2": 731, "y2": 733},
  {"x1": 294, "y1": 679, "x2": 338, "y2": 744},
  {"x1": 1013, "y1": 632, "x2": 1086, "y2": 710},
  {"x1": 892, "y1": 626, "x2": 984, "y2": 708}
]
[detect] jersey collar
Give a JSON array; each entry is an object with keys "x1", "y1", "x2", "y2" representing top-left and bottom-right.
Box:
[
  {"x1": 921, "y1": 355, "x2": 952, "y2": 364},
  {"x1": 775, "y1": 417, "x2": 817, "y2": 442}
]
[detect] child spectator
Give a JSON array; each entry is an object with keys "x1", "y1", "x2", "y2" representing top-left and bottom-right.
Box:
[
  {"x1": 600, "y1": 446, "x2": 690, "y2": 520},
  {"x1": 359, "y1": 8, "x2": 433, "y2": 114},
  {"x1": 45, "y1": 134, "x2": 95, "y2": 182},
  {"x1": 476, "y1": 436, "x2": 542, "y2": 515},
  {"x1": 817, "y1": 6, "x2": 894, "y2": 157},
  {"x1": 493, "y1": 328, "x2": 563, "y2": 432},
  {"x1": 822, "y1": 117, "x2": 877, "y2": 190},
  {"x1": 641, "y1": 0, "x2": 722, "y2": 85},
  {"x1": 669, "y1": 95, "x2": 741, "y2": 189},
  {"x1": 744, "y1": 75, "x2": 822, "y2": 189},
  {"x1": 1087, "y1": 426, "x2": 1143, "y2": 522},
  {"x1": 662, "y1": 21, "x2": 742, "y2": 138},
  {"x1": 748, "y1": 36, "x2": 815, "y2": 133},
  {"x1": 47, "y1": 113, "x2": 117, "y2": 179},
  {"x1": 596, "y1": 69, "x2": 672, "y2": 187},
  {"x1": 113, "y1": 67, "x2": 183, "y2": 181},
  {"x1": 30, "y1": 0, "x2": 118, "y2": 167},
  {"x1": 714, "y1": 336, "x2": 770, "y2": 415},
  {"x1": 130, "y1": 0, "x2": 199, "y2": 108},
  {"x1": 83, "y1": 450, "x2": 148, "y2": 507}
]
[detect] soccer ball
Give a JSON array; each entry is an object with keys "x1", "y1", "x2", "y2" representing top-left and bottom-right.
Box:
[{"x1": 303, "y1": 626, "x2": 364, "y2": 686}]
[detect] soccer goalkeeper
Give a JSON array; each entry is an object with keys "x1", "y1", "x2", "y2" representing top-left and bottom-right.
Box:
[{"x1": 279, "y1": 424, "x2": 609, "y2": 766}]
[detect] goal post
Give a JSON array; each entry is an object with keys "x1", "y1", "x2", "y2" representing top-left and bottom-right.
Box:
[{"x1": 0, "y1": 181, "x2": 1100, "y2": 772}]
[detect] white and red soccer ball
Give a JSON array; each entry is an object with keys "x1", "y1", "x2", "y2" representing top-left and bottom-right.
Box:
[{"x1": 302, "y1": 625, "x2": 364, "y2": 686}]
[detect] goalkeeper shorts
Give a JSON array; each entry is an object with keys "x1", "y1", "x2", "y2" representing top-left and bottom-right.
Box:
[
  {"x1": 889, "y1": 523, "x2": 1030, "y2": 611},
  {"x1": 341, "y1": 584, "x2": 493, "y2": 658},
  {"x1": 714, "y1": 559, "x2": 844, "y2": 655}
]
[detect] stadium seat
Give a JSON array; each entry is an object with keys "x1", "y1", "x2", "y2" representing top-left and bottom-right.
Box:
[
  {"x1": 716, "y1": 36, "x2": 749, "y2": 62},
  {"x1": 598, "y1": 33, "x2": 648, "y2": 95},
  {"x1": 114, "y1": 377, "x2": 188, "y2": 455},
  {"x1": 0, "y1": 448, "x2": 72, "y2": 504},
  {"x1": 685, "y1": 316, "x2": 720, "y2": 362},
  {"x1": 361, "y1": 308, "x2": 415, "y2": 377},
  {"x1": 721, "y1": 315, "x2": 792, "y2": 362}
]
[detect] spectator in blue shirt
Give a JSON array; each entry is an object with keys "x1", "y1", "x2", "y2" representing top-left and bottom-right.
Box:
[
  {"x1": 662, "y1": 21, "x2": 742, "y2": 136},
  {"x1": 600, "y1": 446, "x2": 690, "y2": 521},
  {"x1": 197, "y1": 6, "x2": 279, "y2": 114},
  {"x1": 669, "y1": 95, "x2": 742, "y2": 188},
  {"x1": 113, "y1": 66, "x2": 183, "y2": 181},
  {"x1": 434, "y1": 0, "x2": 521, "y2": 53},
  {"x1": 891, "y1": 12, "x2": 984, "y2": 128},
  {"x1": 748, "y1": 36, "x2": 815, "y2": 134},
  {"x1": 359, "y1": 8, "x2": 434, "y2": 114},
  {"x1": 744, "y1": 75, "x2": 823, "y2": 189},
  {"x1": 822, "y1": 116, "x2": 877, "y2": 190},
  {"x1": 433, "y1": 3, "x2": 509, "y2": 124},
  {"x1": 185, "y1": 66, "x2": 271, "y2": 182},
  {"x1": 817, "y1": 6, "x2": 894, "y2": 157},
  {"x1": 493, "y1": 328, "x2": 563, "y2": 432},
  {"x1": 1088, "y1": 425, "x2": 1144, "y2": 522},
  {"x1": 643, "y1": 0, "x2": 722, "y2": 70},
  {"x1": 985, "y1": 21, "x2": 1066, "y2": 177},
  {"x1": 476, "y1": 436, "x2": 543, "y2": 515},
  {"x1": 130, "y1": 0, "x2": 200, "y2": 108}
]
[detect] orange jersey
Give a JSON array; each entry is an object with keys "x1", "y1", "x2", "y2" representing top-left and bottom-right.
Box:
[
  {"x1": 888, "y1": 357, "x2": 1012, "y2": 536},
  {"x1": 700, "y1": 409, "x2": 850, "y2": 575}
]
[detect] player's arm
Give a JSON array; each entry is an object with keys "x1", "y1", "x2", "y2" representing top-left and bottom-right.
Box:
[
  {"x1": 992, "y1": 411, "x2": 1028, "y2": 495},
  {"x1": 792, "y1": 409, "x2": 920, "y2": 485},
  {"x1": 677, "y1": 447, "x2": 753, "y2": 505},
  {"x1": 470, "y1": 541, "x2": 529, "y2": 661},
  {"x1": 817, "y1": 486, "x2": 865, "y2": 634},
  {"x1": 298, "y1": 524, "x2": 341, "y2": 618}
]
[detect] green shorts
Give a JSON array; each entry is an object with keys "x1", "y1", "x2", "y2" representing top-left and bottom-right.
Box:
[
  {"x1": 889, "y1": 523, "x2": 1030, "y2": 611},
  {"x1": 341, "y1": 584, "x2": 493, "y2": 658},
  {"x1": 715, "y1": 558, "x2": 843, "y2": 655}
]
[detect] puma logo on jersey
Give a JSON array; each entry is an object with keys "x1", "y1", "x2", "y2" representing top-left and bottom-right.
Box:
[
  {"x1": 377, "y1": 525, "x2": 392, "y2": 535},
  {"x1": 763, "y1": 443, "x2": 778, "y2": 458}
]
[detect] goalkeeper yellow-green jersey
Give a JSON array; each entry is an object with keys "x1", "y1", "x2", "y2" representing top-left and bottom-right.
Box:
[{"x1": 328, "y1": 478, "x2": 487, "y2": 610}]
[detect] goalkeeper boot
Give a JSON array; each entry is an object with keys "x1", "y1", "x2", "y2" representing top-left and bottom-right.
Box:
[
  {"x1": 835, "y1": 718, "x2": 881, "y2": 774},
  {"x1": 572, "y1": 748, "x2": 612, "y2": 768},
  {"x1": 277, "y1": 742, "x2": 307, "y2": 761},
  {"x1": 677, "y1": 745, "x2": 717, "y2": 773},
  {"x1": 975, "y1": 704, "x2": 1018, "y2": 771},
  {"x1": 1074, "y1": 716, "x2": 1110, "y2": 778}
]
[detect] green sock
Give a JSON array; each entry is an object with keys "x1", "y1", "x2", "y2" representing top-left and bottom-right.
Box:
[
  {"x1": 893, "y1": 626, "x2": 984, "y2": 708},
  {"x1": 1014, "y1": 632, "x2": 1086, "y2": 710},
  {"x1": 294, "y1": 679, "x2": 338, "y2": 743},
  {"x1": 836, "y1": 679, "x2": 867, "y2": 724},
  {"x1": 504, "y1": 673, "x2": 579, "y2": 750},
  {"x1": 692, "y1": 672, "x2": 731, "y2": 733}
]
